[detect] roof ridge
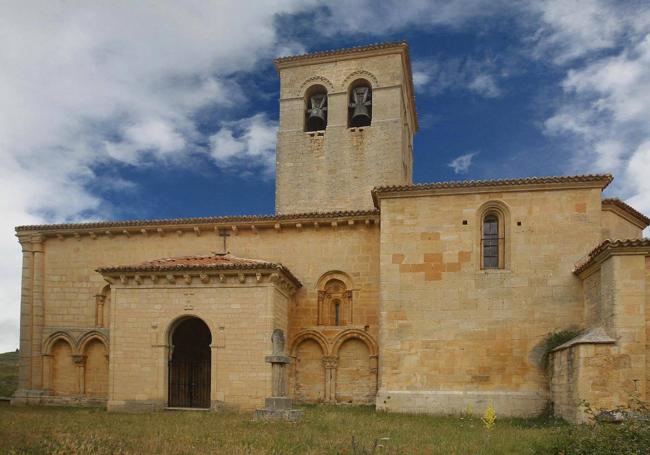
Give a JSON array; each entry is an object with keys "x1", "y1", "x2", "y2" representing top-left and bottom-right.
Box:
[
  {"x1": 15, "y1": 209, "x2": 380, "y2": 232},
  {"x1": 602, "y1": 198, "x2": 650, "y2": 225},
  {"x1": 573, "y1": 238, "x2": 650, "y2": 275},
  {"x1": 373, "y1": 174, "x2": 613, "y2": 193},
  {"x1": 274, "y1": 41, "x2": 408, "y2": 65}
]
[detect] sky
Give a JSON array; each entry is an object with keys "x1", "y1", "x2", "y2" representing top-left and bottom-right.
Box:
[{"x1": 1, "y1": 0, "x2": 650, "y2": 352}]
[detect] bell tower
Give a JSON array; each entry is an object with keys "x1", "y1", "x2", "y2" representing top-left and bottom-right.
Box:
[{"x1": 273, "y1": 42, "x2": 418, "y2": 214}]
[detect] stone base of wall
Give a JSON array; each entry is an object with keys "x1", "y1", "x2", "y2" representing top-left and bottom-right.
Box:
[
  {"x1": 12, "y1": 389, "x2": 106, "y2": 407},
  {"x1": 376, "y1": 390, "x2": 548, "y2": 417}
]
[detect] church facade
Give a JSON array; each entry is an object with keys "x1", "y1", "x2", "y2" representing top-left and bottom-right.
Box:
[{"x1": 12, "y1": 43, "x2": 650, "y2": 422}]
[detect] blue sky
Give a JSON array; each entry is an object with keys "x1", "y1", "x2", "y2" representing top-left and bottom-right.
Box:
[{"x1": 1, "y1": 0, "x2": 649, "y2": 351}]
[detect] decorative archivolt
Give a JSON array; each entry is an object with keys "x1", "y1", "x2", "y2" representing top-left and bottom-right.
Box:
[
  {"x1": 298, "y1": 75, "x2": 335, "y2": 97},
  {"x1": 289, "y1": 328, "x2": 377, "y2": 358},
  {"x1": 316, "y1": 270, "x2": 354, "y2": 291},
  {"x1": 43, "y1": 329, "x2": 109, "y2": 356},
  {"x1": 341, "y1": 70, "x2": 379, "y2": 90}
]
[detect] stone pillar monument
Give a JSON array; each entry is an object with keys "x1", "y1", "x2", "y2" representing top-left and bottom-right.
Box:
[{"x1": 255, "y1": 329, "x2": 302, "y2": 421}]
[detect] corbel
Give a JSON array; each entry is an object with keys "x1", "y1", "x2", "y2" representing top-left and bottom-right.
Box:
[
  {"x1": 218, "y1": 274, "x2": 225, "y2": 283},
  {"x1": 150, "y1": 274, "x2": 158, "y2": 284},
  {"x1": 140, "y1": 229, "x2": 148, "y2": 237},
  {"x1": 314, "y1": 222, "x2": 320, "y2": 230},
  {"x1": 56, "y1": 234, "x2": 64, "y2": 241},
  {"x1": 176, "y1": 230, "x2": 183, "y2": 237},
  {"x1": 238, "y1": 273, "x2": 246, "y2": 283},
  {"x1": 251, "y1": 225, "x2": 257, "y2": 234},
  {"x1": 119, "y1": 275, "x2": 128, "y2": 285},
  {"x1": 74, "y1": 233, "x2": 81, "y2": 241},
  {"x1": 295, "y1": 223, "x2": 302, "y2": 231},
  {"x1": 256, "y1": 273, "x2": 262, "y2": 283},
  {"x1": 89, "y1": 232, "x2": 97, "y2": 240},
  {"x1": 331, "y1": 221, "x2": 338, "y2": 230},
  {"x1": 274, "y1": 223, "x2": 282, "y2": 232},
  {"x1": 184, "y1": 274, "x2": 192, "y2": 285},
  {"x1": 157, "y1": 228, "x2": 165, "y2": 237},
  {"x1": 134, "y1": 274, "x2": 143, "y2": 285},
  {"x1": 193, "y1": 226, "x2": 201, "y2": 236},
  {"x1": 200, "y1": 273, "x2": 209, "y2": 284},
  {"x1": 105, "y1": 230, "x2": 112, "y2": 238},
  {"x1": 166, "y1": 274, "x2": 176, "y2": 284},
  {"x1": 122, "y1": 230, "x2": 130, "y2": 238},
  {"x1": 231, "y1": 225, "x2": 239, "y2": 236},
  {"x1": 348, "y1": 220, "x2": 355, "y2": 226}
]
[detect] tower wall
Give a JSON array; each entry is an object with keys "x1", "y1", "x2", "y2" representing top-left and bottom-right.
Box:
[{"x1": 275, "y1": 46, "x2": 416, "y2": 214}]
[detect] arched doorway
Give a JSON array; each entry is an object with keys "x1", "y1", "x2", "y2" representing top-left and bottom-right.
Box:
[{"x1": 168, "y1": 317, "x2": 212, "y2": 408}]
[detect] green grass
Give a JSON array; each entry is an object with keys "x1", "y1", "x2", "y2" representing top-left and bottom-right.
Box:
[
  {"x1": 0, "y1": 350, "x2": 19, "y2": 397},
  {"x1": 0, "y1": 404, "x2": 566, "y2": 454}
]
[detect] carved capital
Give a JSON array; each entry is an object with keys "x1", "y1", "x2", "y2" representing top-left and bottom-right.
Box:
[
  {"x1": 72, "y1": 355, "x2": 86, "y2": 365},
  {"x1": 322, "y1": 356, "x2": 338, "y2": 369}
]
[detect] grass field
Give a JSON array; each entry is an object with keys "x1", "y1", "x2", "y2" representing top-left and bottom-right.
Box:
[
  {"x1": 0, "y1": 350, "x2": 19, "y2": 397},
  {"x1": 0, "y1": 404, "x2": 566, "y2": 454}
]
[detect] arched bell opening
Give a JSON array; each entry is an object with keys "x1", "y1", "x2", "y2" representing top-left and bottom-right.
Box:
[
  {"x1": 168, "y1": 316, "x2": 212, "y2": 408},
  {"x1": 348, "y1": 79, "x2": 372, "y2": 128},
  {"x1": 304, "y1": 84, "x2": 328, "y2": 132}
]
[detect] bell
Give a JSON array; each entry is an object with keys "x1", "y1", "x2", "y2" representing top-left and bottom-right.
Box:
[
  {"x1": 350, "y1": 87, "x2": 371, "y2": 127},
  {"x1": 307, "y1": 93, "x2": 327, "y2": 131}
]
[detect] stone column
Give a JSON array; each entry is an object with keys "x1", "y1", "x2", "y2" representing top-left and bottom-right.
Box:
[
  {"x1": 255, "y1": 329, "x2": 302, "y2": 421},
  {"x1": 30, "y1": 234, "x2": 45, "y2": 390},
  {"x1": 73, "y1": 355, "x2": 86, "y2": 395},
  {"x1": 16, "y1": 235, "x2": 34, "y2": 394},
  {"x1": 95, "y1": 295, "x2": 105, "y2": 327},
  {"x1": 322, "y1": 356, "x2": 338, "y2": 403},
  {"x1": 41, "y1": 354, "x2": 53, "y2": 392}
]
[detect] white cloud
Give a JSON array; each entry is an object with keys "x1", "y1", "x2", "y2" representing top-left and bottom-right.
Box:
[
  {"x1": 0, "y1": 1, "x2": 312, "y2": 352},
  {"x1": 413, "y1": 58, "x2": 503, "y2": 98},
  {"x1": 448, "y1": 152, "x2": 479, "y2": 174},
  {"x1": 209, "y1": 114, "x2": 278, "y2": 176},
  {"x1": 468, "y1": 74, "x2": 501, "y2": 97}
]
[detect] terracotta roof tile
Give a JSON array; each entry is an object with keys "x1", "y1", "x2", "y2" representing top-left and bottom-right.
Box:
[
  {"x1": 602, "y1": 198, "x2": 650, "y2": 226},
  {"x1": 15, "y1": 209, "x2": 379, "y2": 232},
  {"x1": 273, "y1": 41, "x2": 408, "y2": 65},
  {"x1": 372, "y1": 174, "x2": 613, "y2": 205},
  {"x1": 96, "y1": 253, "x2": 302, "y2": 287},
  {"x1": 573, "y1": 238, "x2": 650, "y2": 275}
]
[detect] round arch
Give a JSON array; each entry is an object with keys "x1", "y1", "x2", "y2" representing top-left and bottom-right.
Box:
[
  {"x1": 298, "y1": 75, "x2": 335, "y2": 97},
  {"x1": 290, "y1": 329, "x2": 330, "y2": 357},
  {"x1": 342, "y1": 70, "x2": 379, "y2": 90},
  {"x1": 42, "y1": 331, "x2": 77, "y2": 355},
  {"x1": 475, "y1": 199, "x2": 512, "y2": 270},
  {"x1": 78, "y1": 330, "x2": 109, "y2": 355},
  {"x1": 316, "y1": 270, "x2": 354, "y2": 292},
  {"x1": 167, "y1": 315, "x2": 212, "y2": 409},
  {"x1": 331, "y1": 329, "x2": 378, "y2": 358}
]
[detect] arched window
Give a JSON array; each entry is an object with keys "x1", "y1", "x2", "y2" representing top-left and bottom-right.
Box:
[
  {"x1": 305, "y1": 85, "x2": 328, "y2": 132},
  {"x1": 482, "y1": 214, "x2": 500, "y2": 269},
  {"x1": 348, "y1": 79, "x2": 372, "y2": 128},
  {"x1": 317, "y1": 277, "x2": 353, "y2": 326}
]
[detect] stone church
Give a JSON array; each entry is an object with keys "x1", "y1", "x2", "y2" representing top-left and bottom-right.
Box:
[{"x1": 12, "y1": 42, "x2": 650, "y2": 422}]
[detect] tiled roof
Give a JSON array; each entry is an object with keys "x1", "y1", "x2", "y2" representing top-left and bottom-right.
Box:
[
  {"x1": 573, "y1": 238, "x2": 650, "y2": 275},
  {"x1": 373, "y1": 174, "x2": 613, "y2": 196},
  {"x1": 551, "y1": 327, "x2": 616, "y2": 352},
  {"x1": 274, "y1": 41, "x2": 408, "y2": 65},
  {"x1": 602, "y1": 198, "x2": 650, "y2": 226},
  {"x1": 15, "y1": 209, "x2": 380, "y2": 232},
  {"x1": 96, "y1": 253, "x2": 302, "y2": 287}
]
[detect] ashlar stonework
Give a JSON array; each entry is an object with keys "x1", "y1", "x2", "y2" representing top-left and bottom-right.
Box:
[{"x1": 11, "y1": 42, "x2": 650, "y2": 423}]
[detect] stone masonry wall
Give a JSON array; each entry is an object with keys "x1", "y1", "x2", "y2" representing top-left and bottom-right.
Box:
[
  {"x1": 107, "y1": 284, "x2": 287, "y2": 411},
  {"x1": 601, "y1": 210, "x2": 643, "y2": 241},
  {"x1": 377, "y1": 187, "x2": 604, "y2": 417},
  {"x1": 276, "y1": 52, "x2": 413, "y2": 214},
  {"x1": 19, "y1": 221, "x2": 379, "y2": 408}
]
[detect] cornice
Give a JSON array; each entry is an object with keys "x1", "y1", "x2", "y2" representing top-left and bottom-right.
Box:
[
  {"x1": 98, "y1": 266, "x2": 301, "y2": 296},
  {"x1": 14, "y1": 210, "x2": 380, "y2": 241},
  {"x1": 574, "y1": 238, "x2": 650, "y2": 278},
  {"x1": 372, "y1": 174, "x2": 613, "y2": 207},
  {"x1": 602, "y1": 198, "x2": 650, "y2": 229}
]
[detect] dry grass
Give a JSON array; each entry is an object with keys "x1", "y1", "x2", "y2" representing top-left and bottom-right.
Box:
[
  {"x1": 0, "y1": 350, "x2": 19, "y2": 398},
  {"x1": 0, "y1": 403, "x2": 564, "y2": 454}
]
